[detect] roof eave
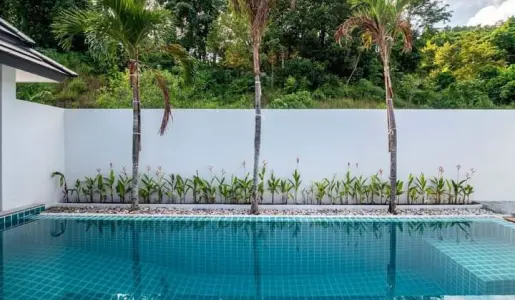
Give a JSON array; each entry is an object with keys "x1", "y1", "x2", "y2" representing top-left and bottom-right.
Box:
[{"x1": 0, "y1": 52, "x2": 72, "y2": 82}]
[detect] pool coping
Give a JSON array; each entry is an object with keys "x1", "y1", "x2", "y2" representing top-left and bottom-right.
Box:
[
  {"x1": 50, "y1": 203, "x2": 485, "y2": 210},
  {"x1": 40, "y1": 212, "x2": 504, "y2": 220}
]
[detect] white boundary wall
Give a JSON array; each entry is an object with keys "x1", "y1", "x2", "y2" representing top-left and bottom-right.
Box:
[
  {"x1": 63, "y1": 109, "x2": 515, "y2": 202},
  {"x1": 0, "y1": 66, "x2": 64, "y2": 211}
]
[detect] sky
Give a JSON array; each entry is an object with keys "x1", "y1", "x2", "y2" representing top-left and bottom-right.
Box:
[{"x1": 445, "y1": 0, "x2": 515, "y2": 26}]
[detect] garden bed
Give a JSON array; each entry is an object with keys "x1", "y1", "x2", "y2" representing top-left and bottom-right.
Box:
[{"x1": 45, "y1": 204, "x2": 495, "y2": 216}]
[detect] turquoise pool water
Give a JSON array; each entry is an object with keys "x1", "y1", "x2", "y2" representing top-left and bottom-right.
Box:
[{"x1": 1, "y1": 216, "x2": 515, "y2": 299}]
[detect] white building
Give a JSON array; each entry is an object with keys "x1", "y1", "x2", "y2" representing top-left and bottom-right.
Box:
[{"x1": 0, "y1": 17, "x2": 76, "y2": 213}]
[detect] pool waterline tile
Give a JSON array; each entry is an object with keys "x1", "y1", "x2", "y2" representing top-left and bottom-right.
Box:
[{"x1": 0, "y1": 204, "x2": 45, "y2": 231}]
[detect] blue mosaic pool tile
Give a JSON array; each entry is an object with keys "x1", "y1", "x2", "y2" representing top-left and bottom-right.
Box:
[{"x1": 0, "y1": 204, "x2": 45, "y2": 231}]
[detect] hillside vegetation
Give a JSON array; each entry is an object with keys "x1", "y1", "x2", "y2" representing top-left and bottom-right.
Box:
[{"x1": 3, "y1": 0, "x2": 515, "y2": 109}]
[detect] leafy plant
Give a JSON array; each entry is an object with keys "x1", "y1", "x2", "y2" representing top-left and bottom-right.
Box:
[
  {"x1": 363, "y1": 185, "x2": 371, "y2": 203},
  {"x1": 164, "y1": 174, "x2": 177, "y2": 203},
  {"x1": 463, "y1": 184, "x2": 474, "y2": 203},
  {"x1": 377, "y1": 170, "x2": 389, "y2": 204},
  {"x1": 333, "y1": 180, "x2": 343, "y2": 204},
  {"x1": 386, "y1": 180, "x2": 404, "y2": 204},
  {"x1": 229, "y1": 175, "x2": 242, "y2": 204},
  {"x1": 301, "y1": 186, "x2": 314, "y2": 204},
  {"x1": 343, "y1": 165, "x2": 356, "y2": 204},
  {"x1": 199, "y1": 167, "x2": 217, "y2": 204},
  {"x1": 314, "y1": 180, "x2": 329, "y2": 205},
  {"x1": 154, "y1": 167, "x2": 167, "y2": 204},
  {"x1": 396, "y1": 181, "x2": 405, "y2": 202},
  {"x1": 115, "y1": 168, "x2": 132, "y2": 203},
  {"x1": 415, "y1": 173, "x2": 429, "y2": 204},
  {"x1": 368, "y1": 173, "x2": 381, "y2": 204},
  {"x1": 463, "y1": 168, "x2": 476, "y2": 203},
  {"x1": 83, "y1": 176, "x2": 96, "y2": 203},
  {"x1": 353, "y1": 175, "x2": 368, "y2": 204},
  {"x1": 140, "y1": 167, "x2": 157, "y2": 204},
  {"x1": 71, "y1": 179, "x2": 82, "y2": 202},
  {"x1": 104, "y1": 164, "x2": 116, "y2": 202},
  {"x1": 289, "y1": 158, "x2": 302, "y2": 204},
  {"x1": 51, "y1": 171, "x2": 70, "y2": 203},
  {"x1": 428, "y1": 167, "x2": 446, "y2": 204},
  {"x1": 186, "y1": 171, "x2": 203, "y2": 204},
  {"x1": 324, "y1": 175, "x2": 338, "y2": 205},
  {"x1": 200, "y1": 178, "x2": 217, "y2": 204},
  {"x1": 267, "y1": 171, "x2": 281, "y2": 204},
  {"x1": 258, "y1": 161, "x2": 267, "y2": 204},
  {"x1": 406, "y1": 173, "x2": 415, "y2": 204},
  {"x1": 445, "y1": 179, "x2": 454, "y2": 204},
  {"x1": 216, "y1": 170, "x2": 228, "y2": 204},
  {"x1": 175, "y1": 175, "x2": 187, "y2": 204},
  {"x1": 218, "y1": 183, "x2": 231, "y2": 204},
  {"x1": 279, "y1": 179, "x2": 293, "y2": 204},
  {"x1": 238, "y1": 173, "x2": 253, "y2": 204},
  {"x1": 95, "y1": 169, "x2": 107, "y2": 203},
  {"x1": 449, "y1": 166, "x2": 476, "y2": 204}
]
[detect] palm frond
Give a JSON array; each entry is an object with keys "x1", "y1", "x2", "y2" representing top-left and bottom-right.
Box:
[
  {"x1": 335, "y1": 15, "x2": 379, "y2": 46},
  {"x1": 397, "y1": 19, "x2": 413, "y2": 52},
  {"x1": 162, "y1": 44, "x2": 196, "y2": 85},
  {"x1": 51, "y1": 171, "x2": 65, "y2": 178},
  {"x1": 51, "y1": 172, "x2": 66, "y2": 186},
  {"x1": 230, "y1": 0, "x2": 272, "y2": 44},
  {"x1": 52, "y1": 9, "x2": 98, "y2": 50},
  {"x1": 336, "y1": 0, "x2": 414, "y2": 54},
  {"x1": 151, "y1": 69, "x2": 173, "y2": 136}
]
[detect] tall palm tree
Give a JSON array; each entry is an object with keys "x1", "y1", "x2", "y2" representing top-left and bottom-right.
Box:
[
  {"x1": 230, "y1": 0, "x2": 273, "y2": 214},
  {"x1": 335, "y1": 0, "x2": 413, "y2": 214},
  {"x1": 53, "y1": 0, "x2": 194, "y2": 209}
]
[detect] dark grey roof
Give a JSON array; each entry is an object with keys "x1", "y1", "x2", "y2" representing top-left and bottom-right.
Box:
[{"x1": 0, "y1": 17, "x2": 77, "y2": 82}]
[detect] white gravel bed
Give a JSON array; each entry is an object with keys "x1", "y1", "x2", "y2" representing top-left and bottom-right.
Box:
[{"x1": 44, "y1": 206, "x2": 497, "y2": 216}]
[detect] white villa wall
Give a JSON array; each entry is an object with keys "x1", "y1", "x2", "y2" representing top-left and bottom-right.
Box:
[
  {"x1": 0, "y1": 65, "x2": 65, "y2": 211},
  {"x1": 64, "y1": 109, "x2": 515, "y2": 202}
]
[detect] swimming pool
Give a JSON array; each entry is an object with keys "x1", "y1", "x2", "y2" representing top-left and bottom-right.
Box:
[{"x1": 1, "y1": 215, "x2": 515, "y2": 299}]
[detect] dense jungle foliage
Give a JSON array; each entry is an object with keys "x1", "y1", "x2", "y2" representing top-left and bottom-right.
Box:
[{"x1": 2, "y1": 0, "x2": 515, "y2": 109}]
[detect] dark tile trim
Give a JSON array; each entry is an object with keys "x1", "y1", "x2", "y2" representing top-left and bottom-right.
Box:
[{"x1": 0, "y1": 204, "x2": 45, "y2": 231}]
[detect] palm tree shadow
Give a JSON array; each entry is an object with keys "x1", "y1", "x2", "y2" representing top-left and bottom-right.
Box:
[{"x1": 50, "y1": 220, "x2": 67, "y2": 237}]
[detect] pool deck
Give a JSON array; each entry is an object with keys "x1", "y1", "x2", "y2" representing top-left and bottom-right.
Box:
[{"x1": 480, "y1": 202, "x2": 515, "y2": 216}]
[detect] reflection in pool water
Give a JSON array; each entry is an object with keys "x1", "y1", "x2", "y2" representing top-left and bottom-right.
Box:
[{"x1": 1, "y1": 216, "x2": 514, "y2": 299}]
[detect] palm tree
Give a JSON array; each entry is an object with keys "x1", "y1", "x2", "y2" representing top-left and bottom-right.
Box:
[
  {"x1": 335, "y1": 0, "x2": 413, "y2": 214},
  {"x1": 53, "y1": 0, "x2": 194, "y2": 209},
  {"x1": 230, "y1": 0, "x2": 273, "y2": 214}
]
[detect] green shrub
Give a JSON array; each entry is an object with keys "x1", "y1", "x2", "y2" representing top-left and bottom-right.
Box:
[
  {"x1": 437, "y1": 80, "x2": 493, "y2": 108},
  {"x1": 276, "y1": 58, "x2": 329, "y2": 89},
  {"x1": 434, "y1": 71, "x2": 456, "y2": 91},
  {"x1": 500, "y1": 81, "x2": 515, "y2": 103},
  {"x1": 67, "y1": 78, "x2": 88, "y2": 94},
  {"x1": 344, "y1": 79, "x2": 384, "y2": 102},
  {"x1": 268, "y1": 91, "x2": 314, "y2": 109}
]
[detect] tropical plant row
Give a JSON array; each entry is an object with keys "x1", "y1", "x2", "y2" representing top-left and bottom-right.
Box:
[{"x1": 52, "y1": 163, "x2": 475, "y2": 205}]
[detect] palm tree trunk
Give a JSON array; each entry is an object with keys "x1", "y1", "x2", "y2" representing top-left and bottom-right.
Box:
[
  {"x1": 383, "y1": 56, "x2": 397, "y2": 214},
  {"x1": 250, "y1": 42, "x2": 262, "y2": 215},
  {"x1": 130, "y1": 60, "x2": 141, "y2": 210}
]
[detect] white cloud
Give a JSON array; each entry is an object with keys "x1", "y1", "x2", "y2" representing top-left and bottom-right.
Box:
[{"x1": 467, "y1": 0, "x2": 515, "y2": 26}]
